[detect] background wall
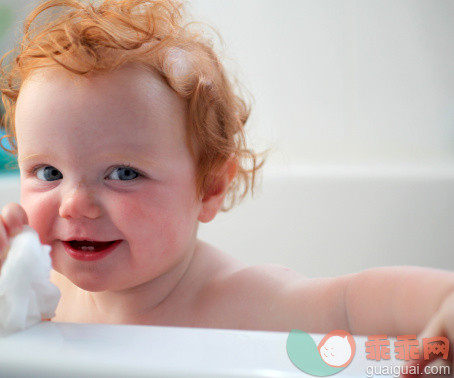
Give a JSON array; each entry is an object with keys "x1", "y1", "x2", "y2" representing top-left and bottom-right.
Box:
[
  {"x1": 2, "y1": 0, "x2": 454, "y2": 165},
  {"x1": 187, "y1": 0, "x2": 454, "y2": 166}
]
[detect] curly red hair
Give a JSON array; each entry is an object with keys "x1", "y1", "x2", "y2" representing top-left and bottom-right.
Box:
[{"x1": 0, "y1": 0, "x2": 264, "y2": 210}]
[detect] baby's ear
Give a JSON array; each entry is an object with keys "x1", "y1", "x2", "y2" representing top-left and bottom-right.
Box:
[{"x1": 197, "y1": 157, "x2": 237, "y2": 223}]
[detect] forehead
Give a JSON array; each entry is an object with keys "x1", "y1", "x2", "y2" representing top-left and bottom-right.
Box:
[
  {"x1": 17, "y1": 64, "x2": 185, "y2": 122},
  {"x1": 15, "y1": 65, "x2": 189, "y2": 156}
]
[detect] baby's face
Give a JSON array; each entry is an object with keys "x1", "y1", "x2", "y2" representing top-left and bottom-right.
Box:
[{"x1": 15, "y1": 65, "x2": 202, "y2": 291}]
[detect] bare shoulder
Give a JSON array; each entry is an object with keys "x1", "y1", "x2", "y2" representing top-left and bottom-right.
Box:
[
  {"x1": 215, "y1": 263, "x2": 310, "y2": 297},
  {"x1": 194, "y1": 240, "x2": 309, "y2": 298},
  {"x1": 194, "y1": 242, "x2": 350, "y2": 331}
]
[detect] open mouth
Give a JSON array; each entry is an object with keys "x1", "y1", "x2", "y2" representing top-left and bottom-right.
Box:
[
  {"x1": 67, "y1": 240, "x2": 117, "y2": 252},
  {"x1": 62, "y1": 240, "x2": 121, "y2": 261}
]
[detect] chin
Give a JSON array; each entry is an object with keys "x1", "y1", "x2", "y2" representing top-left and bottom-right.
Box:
[
  {"x1": 51, "y1": 249, "x2": 116, "y2": 292},
  {"x1": 57, "y1": 267, "x2": 111, "y2": 292},
  {"x1": 71, "y1": 276, "x2": 110, "y2": 292}
]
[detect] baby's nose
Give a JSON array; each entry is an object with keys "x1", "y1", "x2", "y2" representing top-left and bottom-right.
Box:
[{"x1": 59, "y1": 183, "x2": 102, "y2": 220}]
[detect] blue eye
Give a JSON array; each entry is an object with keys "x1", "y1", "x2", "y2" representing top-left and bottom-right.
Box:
[
  {"x1": 108, "y1": 166, "x2": 140, "y2": 181},
  {"x1": 36, "y1": 166, "x2": 63, "y2": 181}
]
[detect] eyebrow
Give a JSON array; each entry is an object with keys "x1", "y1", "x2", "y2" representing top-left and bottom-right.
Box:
[
  {"x1": 17, "y1": 152, "x2": 159, "y2": 168},
  {"x1": 92, "y1": 153, "x2": 158, "y2": 168},
  {"x1": 17, "y1": 154, "x2": 51, "y2": 163}
]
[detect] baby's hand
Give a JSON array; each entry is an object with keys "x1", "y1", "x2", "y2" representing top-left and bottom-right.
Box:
[
  {"x1": 402, "y1": 291, "x2": 454, "y2": 377},
  {"x1": 0, "y1": 203, "x2": 28, "y2": 267}
]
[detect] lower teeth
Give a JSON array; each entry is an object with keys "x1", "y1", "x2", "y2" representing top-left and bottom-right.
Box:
[{"x1": 81, "y1": 246, "x2": 95, "y2": 252}]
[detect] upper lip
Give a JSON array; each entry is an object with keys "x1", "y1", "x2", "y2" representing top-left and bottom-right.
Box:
[{"x1": 61, "y1": 238, "x2": 119, "y2": 243}]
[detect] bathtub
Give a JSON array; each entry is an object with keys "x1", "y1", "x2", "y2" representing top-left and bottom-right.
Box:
[
  {"x1": 200, "y1": 162, "x2": 454, "y2": 277},
  {"x1": 0, "y1": 164, "x2": 453, "y2": 376},
  {"x1": 1, "y1": 162, "x2": 454, "y2": 277},
  {"x1": 0, "y1": 321, "x2": 415, "y2": 378}
]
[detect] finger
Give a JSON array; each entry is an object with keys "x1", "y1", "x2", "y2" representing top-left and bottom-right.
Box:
[
  {"x1": 418, "y1": 313, "x2": 451, "y2": 366},
  {"x1": 439, "y1": 292, "x2": 454, "y2": 345},
  {"x1": 0, "y1": 217, "x2": 8, "y2": 261},
  {"x1": 419, "y1": 311, "x2": 445, "y2": 341},
  {"x1": 1, "y1": 203, "x2": 28, "y2": 238},
  {"x1": 401, "y1": 312, "x2": 449, "y2": 378},
  {"x1": 420, "y1": 292, "x2": 454, "y2": 345}
]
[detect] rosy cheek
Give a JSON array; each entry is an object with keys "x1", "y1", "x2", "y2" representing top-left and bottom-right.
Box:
[
  {"x1": 112, "y1": 190, "x2": 189, "y2": 243},
  {"x1": 111, "y1": 194, "x2": 145, "y2": 221},
  {"x1": 20, "y1": 189, "x2": 55, "y2": 243},
  {"x1": 20, "y1": 189, "x2": 36, "y2": 224}
]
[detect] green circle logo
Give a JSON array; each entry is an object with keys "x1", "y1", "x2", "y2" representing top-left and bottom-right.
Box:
[{"x1": 287, "y1": 329, "x2": 356, "y2": 376}]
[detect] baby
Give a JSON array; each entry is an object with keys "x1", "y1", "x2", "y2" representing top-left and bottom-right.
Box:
[{"x1": 0, "y1": 0, "x2": 453, "y2": 351}]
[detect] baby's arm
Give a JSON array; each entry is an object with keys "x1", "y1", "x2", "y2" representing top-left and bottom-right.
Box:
[
  {"x1": 343, "y1": 266, "x2": 454, "y2": 336},
  {"x1": 342, "y1": 266, "x2": 454, "y2": 373},
  {"x1": 282, "y1": 265, "x2": 454, "y2": 337}
]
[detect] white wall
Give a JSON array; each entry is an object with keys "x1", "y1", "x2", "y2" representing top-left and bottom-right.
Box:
[
  {"x1": 2, "y1": 1, "x2": 454, "y2": 164},
  {"x1": 187, "y1": 0, "x2": 454, "y2": 165},
  {"x1": 199, "y1": 165, "x2": 454, "y2": 276}
]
